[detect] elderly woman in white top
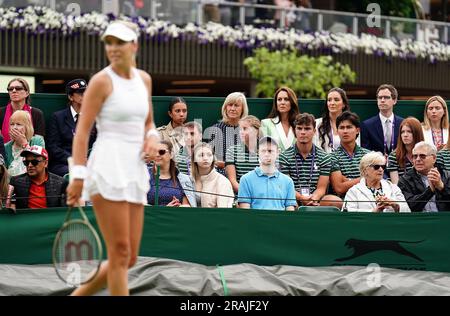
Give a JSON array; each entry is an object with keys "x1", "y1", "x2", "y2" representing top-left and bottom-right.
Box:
[
  {"x1": 421, "y1": 96, "x2": 449, "y2": 151},
  {"x1": 344, "y1": 151, "x2": 410, "y2": 212}
]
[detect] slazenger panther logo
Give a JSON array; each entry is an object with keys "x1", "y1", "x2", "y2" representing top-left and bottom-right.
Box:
[{"x1": 335, "y1": 238, "x2": 425, "y2": 262}]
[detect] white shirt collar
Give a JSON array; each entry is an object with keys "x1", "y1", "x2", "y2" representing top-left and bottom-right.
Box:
[
  {"x1": 70, "y1": 106, "x2": 79, "y2": 121},
  {"x1": 379, "y1": 112, "x2": 394, "y2": 123}
]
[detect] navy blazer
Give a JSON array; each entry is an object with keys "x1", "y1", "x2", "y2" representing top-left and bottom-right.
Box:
[
  {"x1": 360, "y1": 114, "x2": 404, "y2": 154},
  {"x1": 46, "y1": 107, "x2": 96, "y2": 176}
]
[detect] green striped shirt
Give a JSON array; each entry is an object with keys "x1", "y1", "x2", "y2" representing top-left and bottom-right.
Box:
[
  {"x1": 174, "y1": 146, "x2": 190, "y2": 175},
  {"x1": 225, "y1": 144, "x2": 259, "y2": 182},
  {"x1": 387, "y1": 151, "x2": 413, "y2": 178},
  {"x1": 330, "y1": 145, "x2": 370, "y2": 179},
  {"x1": 279, "y1": 144, "x2": 332, "y2": 193},
  {"x1": 437, "y1": 149, "x2": 450, "y2": 172}
]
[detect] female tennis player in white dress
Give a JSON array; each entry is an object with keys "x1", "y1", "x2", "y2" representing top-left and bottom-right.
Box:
[{"x1": 66, "y1": 21, "x2": 159, "y2": 296}]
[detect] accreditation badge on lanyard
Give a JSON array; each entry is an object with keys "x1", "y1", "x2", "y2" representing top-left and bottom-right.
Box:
[{"x1": 295, "y1": 146, "x2": 316, "y2": 197}]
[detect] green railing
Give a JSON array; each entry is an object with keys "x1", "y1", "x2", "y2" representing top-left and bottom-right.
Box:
[{"x1": 1, "y1": 206, "x2": 449, "y2": 274}]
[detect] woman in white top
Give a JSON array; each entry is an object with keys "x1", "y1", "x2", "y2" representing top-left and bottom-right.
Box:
[
  {"x1": 314, "y1": 88, "x2": 351, "y2": 153},
  {"x1": 261, "y1": 87, "x2": 299, "y2": 152},
  {"x1": 422, "y1": 95, "x2": 449, "y2": 151},
  {"x1": 66, "y1": 21, "x2": 159, "y2": 296},
  {"x1": 191, "y1": 142, "x2": 234, "y2": 208},
  {"x1": 344, "y1": 151, "x2": 410, "y2": 212}
]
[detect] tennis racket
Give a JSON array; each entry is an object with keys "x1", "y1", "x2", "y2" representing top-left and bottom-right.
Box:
[{"x1": 53, "y1": 206, "x2": 103, "y2": 286}]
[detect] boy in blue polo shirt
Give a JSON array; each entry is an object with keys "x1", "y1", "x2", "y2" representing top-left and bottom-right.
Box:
[{"x1": 238, "y1": 136, "x2": 297, "y2": 211}]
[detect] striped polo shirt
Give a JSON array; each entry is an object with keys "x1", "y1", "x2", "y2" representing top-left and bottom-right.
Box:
[
  {"x1": 225, "y1": 144, "x2": 259, "y2": 182},
  {"x1": 279, "y1": 144, "x2": 332, "y2": 193},
  {"x1": 330, "y1": 145, "x2": 370, "y2": 179},
  {"x1": 437, "y1": 148, "x2": 450, "y2": 172},
  {"x1": 174, "y1": 146, "x2": 191, "y2": 175},
  {"x1": 387, "y1": 151, "x2": 413, "y2": 178}
]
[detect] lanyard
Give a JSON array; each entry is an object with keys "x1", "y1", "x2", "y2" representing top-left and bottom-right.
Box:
[
  {"x1": 294, "y1": 146, "x2": 316, "y2": 186},
  {"x1": 431, "y1": 129, "x2": 443, "y2": 146},
  {"x1": 341, "y1": 145, "x2": 356, "y2": 160},
  {"x1": 383, "y1": 117, "x2": 395, "y2": 153}
]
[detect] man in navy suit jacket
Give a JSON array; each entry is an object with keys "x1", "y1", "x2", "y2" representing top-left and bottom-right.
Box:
[
  {"x1": 361, "y1": 84, "x2": 404, "y2": 155},
  {"x1": 46, "y1": 79, "x2": 96, "y2": 176}
]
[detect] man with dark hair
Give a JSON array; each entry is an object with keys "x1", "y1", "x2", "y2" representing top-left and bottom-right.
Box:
[
  {"x1": 361, "y1": 84, "x2": 404, "y2": 154},
  {"x1": 9, "y1": 145, "x2": 67, "y2": 210},
  {"x1": 175, "y1": 121, "x2": 203, "y2": 175},
  {"x1": 46, "y1": 78, "x2": 96, "y2": 176},
  {"x1": 279, "y1": 113, "x2": 335, "y2": 206},
  {"x1": 238, "y1": 136, "x2": 296, "y2": 211},
  {"x1": 331, "y1": 111, "x2": 370, "y2": 197}
]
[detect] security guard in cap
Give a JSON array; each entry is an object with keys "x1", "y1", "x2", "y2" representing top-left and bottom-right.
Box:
[{"x1": 46, "y1": 79, "x2": 96, "y2": 176}]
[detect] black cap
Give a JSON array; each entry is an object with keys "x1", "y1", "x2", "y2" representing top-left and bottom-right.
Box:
[{"x1": 66, "y1": 79, "x2": 87, "y2": 95}]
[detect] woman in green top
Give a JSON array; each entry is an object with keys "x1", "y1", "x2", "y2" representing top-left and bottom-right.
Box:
[{"x1": 5, "y1": 110, "x2": 45, "y2": 176}]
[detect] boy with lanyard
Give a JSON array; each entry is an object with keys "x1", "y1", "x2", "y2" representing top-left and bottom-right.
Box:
[
  {"x1": 330, "y1": 111, "x2": 370, "y2": 197},
  {"x1": 279, "y1": 113, "x2": 334, "y2": 206}
]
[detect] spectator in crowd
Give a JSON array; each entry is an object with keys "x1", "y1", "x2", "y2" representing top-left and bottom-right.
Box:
[
  {"x1": 204, "y1": 92, "x2": 248, "y2": 174},
  {"x1": 261, "y1": 86, "x2": 299, "y2": 152},
  {"x1": 361, "y1": 84, "x2": 404, "y2": 155},
  {"x1": 0, "y1": 156, "x2": 13, "y2": 209},
  {"x1": 157, "y1": 97, "x2": 188, "y2": 155},
  {"x1": 274, "y1": 0, "x2": 294, "y2": 27},
  {"x1": 175, "y1": 121, "x2": 203, "y2": 175},
  {"x1": 9, "y1": 145, "x2": 67, "y2": 210},
  {"x1": 191, "y1": 142, "x2": 234, "y2": 208},
  {"x1": 147, "y1": 140, "x2": 196, "y2": 207},
  {"x1": 293, "y1": 0, "x2": 312, "y2": 31},
  {"x1": 330, "y1": 111, "x2": 370, "y2": 197},
  {"x1": 398, "y1": 142, "x2": 450, "y2": 212},
  {"x1": 314, "y1": 87, "x2": 351, "y2": 153},
  {"x1": 202, "y1": 0, "x2": 221, "y2": 23},
  {"x1": 226, "y1": 115, "x2": 261, "y2": 193},
  {"x1": 343, "y1": 151, "x2": 410, "y2": 212},
  {"x1": 437, "y1": 128, "x2": 450, "y2": 172},
  {"x1": 1, "y1": 78, "x2": 45, "y2": 143},
  {"x1": 421, "y1": 96, "x2": 449, "y2": 151},
  {"x1": 0, "y1": 136, "x2": 5, "y2": 161},
  {"x1": 47, "y1": 79, "x2": 97, "y2": 177},
  {"x1": 388, "y1": 117, "x2": 424, "y2": 184},
  {"x1": 279, "y1": 113, "x2": 338, "y2": 206},
  {"x1": 5, "y1": 110, "x2": 45, "y2": 177},
  {"x1": 238, "y1": 136, "x2": 296, "y2": 210}
]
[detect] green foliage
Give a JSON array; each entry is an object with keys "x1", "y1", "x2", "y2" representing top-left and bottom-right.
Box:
[{"x1": 243, "y1": 48, "x2": 356, "y2": 99}]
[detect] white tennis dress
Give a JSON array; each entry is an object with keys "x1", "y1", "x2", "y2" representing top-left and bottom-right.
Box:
[{"x1": 82, "y1": 66, "x2": 150, "y2": 204}]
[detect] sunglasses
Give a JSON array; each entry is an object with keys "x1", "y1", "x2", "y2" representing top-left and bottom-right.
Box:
[
  {"x1": 370, "y1": 164, "x2": 386, "y2": 171},
  {"x1": 23, "y1": 159, "x2": 44, "y2": 166},
  {"x1": 412, "y1": 154, "x2": 432, "y2": 160},
  {"x1": 158, "y1": 149, "x2": 169, "y2": 156},
  {"x1": 7, "y1": 86, "x2": 25, "y2": 92}
]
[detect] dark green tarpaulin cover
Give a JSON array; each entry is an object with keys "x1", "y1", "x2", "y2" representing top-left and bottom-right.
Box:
[{"x1": 0, "y1": 207, "x2": 449, "y2": 273}]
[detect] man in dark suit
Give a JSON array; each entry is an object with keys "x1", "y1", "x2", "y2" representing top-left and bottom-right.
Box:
[
  {"x1": 361, "y1": 84, "x2": 404, "y2": 155},
  {"x1": 46, "y1": 79, "x2": 96, "y2": 176}
]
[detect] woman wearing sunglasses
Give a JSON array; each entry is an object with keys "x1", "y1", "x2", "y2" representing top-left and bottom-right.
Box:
[
  {"x1": 4, "y1": 110, "x2": 45, "y2": 176},
  {"x1": 147, "y1": 140, "x2": 196, "y2": 207},
  {"x1": 1, "y1": 78, "x2": 45, "y2": 143},
  {"x1": 66, "y1": 21, "x2": 160, "y2": 296},
  {"x1": 343, "y1": 151, "x2": 410, "y2": 212},
  {"x1": 191, "y1": 142, "x2": 234, "y2": 208}
]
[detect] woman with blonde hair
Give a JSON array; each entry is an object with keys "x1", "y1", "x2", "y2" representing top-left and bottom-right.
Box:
[
  {"x1": 344, "y1": 151, "x2": 410, "y2": 212},
  {"x1": 5, "y1": 110, "x2": 45, "y2": 176},
  {"x1": 191, "y1": 142, "x2": 234, "y2": 208},
  {"x1": 1, "y1": 78, "x2": 46, "y2": 143},
  {"x1": 422, "y1": 96, "x2": 449, "y2": 150},
  {"x1": 388, "y1": 117, "x2": 424, "y2": 184},
  {"x1": 204, "y1": 92, "x2": 249, "y2": 174},
  {"x1": 226, "y1": 115, "x2": 261, "y2": 193},
  {"x1": 261, "y1": 86, "x2": 300, "y2": 152}
]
